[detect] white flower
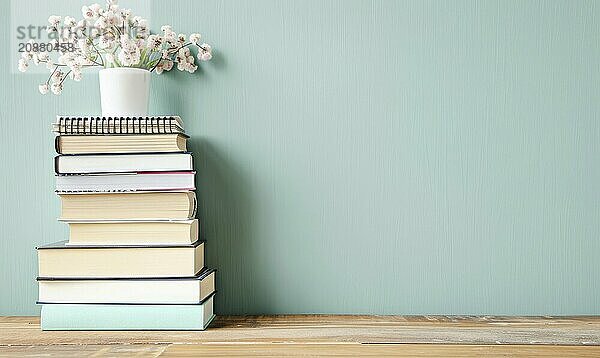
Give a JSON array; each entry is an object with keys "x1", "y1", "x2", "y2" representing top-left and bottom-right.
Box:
[
  {"x1": 81, "y1": 6, "x2": 94, "y2": 19},
  {"x1": 199, "y1": 51, "x2": 212, "y2": 61},
  {"x1": 51, "y1": 70, "x2": 64, "y2": 83},
  {"x1": 163, "y1": 28, "x2": 176, "y2": 43},
  {"x1": 18, "y1": 58, "x2": 28, "y2": 72},
  {"x1": 161, "y1": 25, "x2": 172, "y2": 33},
  {"x1": 189, "y1": 33, "x2": 201, "y2": 44},
  {"x1": 51, "y1": 82, "x2": 63, "y2": 95},
  {"x1": 120, "y1": 9, "x2": 131, "y2": 19},
  {"x1": 105, "y1": 53, "x2": 115, "y2": 64},
  {"x1": 199, "y1": 43, "x2": 212, "y2": 52},
  {"x1": 146, "y1": 34, "x2": 162, "y2": 50},
  {"x1": 48, "y1": 15, "x2": 61, "y2": 26},
  {"x1": 155, "y1": 61, "x2": 165, "y2": 74},
  {"x1": 64, "y1": 16, "x2": 77, "y2": 27},
  {"x1": 198, "y1": 43, "x2": 212, "y2": 61},
  {"x1": 94, "y1": 17, "x2": 107, "y2": 29},
  {"x1": 39, "y1": 83, "x2": 49, "y2": 94},
  {"x1": 131, "y1": 15, "x2": 142, "y2": 25},
  {"x1": 74, "y1": 55, "x2": 90, "y2": 66},
  {"x1": 178, "y1": 33, "x2": 186, "y2": 44},
  {"x1": 38, "y1": 52, "x2": 49, "y2": 62},
  {"x1": 58, "y1": 53, "x2": 75, "y2": 66},
  {"x1": 135, "y1": 19, "x2": 148, "y2": 37},
  {"x1": 89, "y1": 4, "x2": 103, "y2": 17},
  {"x1": 104, "y1": 10, "x2": 123, "y2": 27},
  {"x1": 107, "y1": 0, "x2": 119, "y2": 6},
  {"x1": 98, "y1": 34, "x2": 114, "y2": 49},
  {"x1": 117, "y1": 35, "x2": 141, "y2": 66},
  {"x1": 21, "y1": 51, "x2": 33, "y2": 60}
]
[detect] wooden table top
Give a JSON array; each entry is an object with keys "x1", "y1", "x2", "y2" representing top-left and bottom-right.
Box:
[{"x1": 1, "y1": 315, "x2": 599, "y2": 357}]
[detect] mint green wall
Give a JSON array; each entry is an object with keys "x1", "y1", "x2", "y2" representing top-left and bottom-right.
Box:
[{"x1": 1, "y1": 0, "x2": 599, "y2": 315}]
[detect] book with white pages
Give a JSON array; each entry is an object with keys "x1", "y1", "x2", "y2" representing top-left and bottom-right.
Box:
[
  {"x1": 58, "y1": 191, "x2": 197, "y2": 221},
  {"x1": 64, "y1": 219, "x2": 199, "y2": 246},
  {"x1": 56, "y1": 171, "x2": 196, "y2": 193},
  {"x1": 37, "y1": 240, "x2": 204, "y2": 278},
  {"x1": 38, "y1": 267, "x2": 215, "y2": 304},
  {"x1": 55, "y1": 152, "x2": 193, "y2": 174}
]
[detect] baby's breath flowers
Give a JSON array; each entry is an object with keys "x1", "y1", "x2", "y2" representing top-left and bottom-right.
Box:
[{"x1": 18, "y1": 0, "x2": 213, "y2": 95}]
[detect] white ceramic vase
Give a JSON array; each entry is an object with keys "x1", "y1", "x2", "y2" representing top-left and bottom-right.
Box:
[{"x1": 99, "y1": 67, "x2": 151, "y2": 117}]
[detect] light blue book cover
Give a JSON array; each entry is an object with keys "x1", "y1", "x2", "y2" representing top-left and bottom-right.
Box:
[{"x1": 40, "y1": 295, "x2": 215, "y2": 331}]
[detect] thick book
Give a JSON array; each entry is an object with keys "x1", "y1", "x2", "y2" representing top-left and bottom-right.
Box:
[
  {"x1": 55, "y1": 152, "x2": 194, "y2": 174},
  {"x1": 37, "y1": 240, "x2": 204, "y2": 278},
  {"x1": 55, "y1": 134, "x2": 188, "y2": 154},
  {"x1": 40, "y1": 294, "x2": 215, "y2": 330},
  {"x1": 53, "y1": 116, "x2": 185, "y2": 135},
  {"x1": 38, "y1": 268, "x2": 215, "y2": 304},
  {"x1": 66, "y1": 219, "x2": 199, "y2": 246},
  {"x1": 58, "y1": 191, "x2": 197, "y2": 220},
  {"x1": 55, "y1": 171, "x2": 196, "y2": 193}
]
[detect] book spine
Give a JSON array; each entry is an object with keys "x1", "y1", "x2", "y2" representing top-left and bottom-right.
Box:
[
  {"x1": 54, "y1": 136, "x2": 61, "y2": 154},
  {"x1": 54, "y1": 156, "x2": 61, "y2": 174}
]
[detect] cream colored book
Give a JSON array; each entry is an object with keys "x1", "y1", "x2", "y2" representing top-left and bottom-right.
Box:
[
  {"x1": 58, "y1": 191, "x2": 196, "y2": 220},
  {"x1": 37, "y1": 240, "x2": 204, "y2": 278},
  {"x1": 38, "y1": 268, "x2": 215, "y2": 304},
  {"x1": 66, "y1": 219, "x2": 198, "y2": 246},
  {"x1": 56, "y1": 134, "x2": 188, "y2": 154}
]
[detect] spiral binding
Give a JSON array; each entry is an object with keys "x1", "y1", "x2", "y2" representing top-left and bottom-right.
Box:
[{"x1": 54, "y1": 116, "x2": 184, "y2": 135}]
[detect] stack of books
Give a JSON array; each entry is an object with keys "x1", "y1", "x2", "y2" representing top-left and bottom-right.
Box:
[{"x1": 37, "y1": 116, "x2": 216, "y2": 330}]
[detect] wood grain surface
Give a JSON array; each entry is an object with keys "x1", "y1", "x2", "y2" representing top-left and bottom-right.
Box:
[
  {"x1": 1, "y1": 315, "x2": 600, "y2": 357},
  {"x1": 1, "y1": 315, "x2": 599, "y2": 346},
  {"x1": 159, "y1": 344, "x2": 600, "y2": 358}
]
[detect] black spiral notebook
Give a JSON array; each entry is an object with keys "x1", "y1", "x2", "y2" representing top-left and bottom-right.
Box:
[{"x1": 53, "y1": 116, "x2": 185, "y2": 135}]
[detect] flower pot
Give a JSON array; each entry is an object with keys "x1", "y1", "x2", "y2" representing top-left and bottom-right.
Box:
[{"x1": 99, "y1": 68, "x2": 151, "y2": 117}]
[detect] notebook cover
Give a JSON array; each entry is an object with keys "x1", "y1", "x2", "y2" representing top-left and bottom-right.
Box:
[
  {"x1": 54, "y1": 116, "x2": 185, "y2": 135},
  {"x1": 40, "y1": 294, "x2": 216, "y2": 330}
]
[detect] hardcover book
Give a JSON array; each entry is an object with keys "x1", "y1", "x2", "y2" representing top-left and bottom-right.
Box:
[
  {"x1": 38, "y1": 268, "x2": 215, "y2": 304},
  {"x1": 55, "y1": 134, "x2": 188, "y2": 154},
  {"x1": 66, "y1": 219, "x2": 199, "y2": 246},
  {"x1": 37, "y1": 240, "x2": 204, "y2": 278},
  {"x1": 40, "y1": 294, "x2": 215, "y2": 330},
  {"x1": 58, "y1": 191, "x2": 197, "y2": 220},
  {"x1": 55, "y1": 171, "x2": 196, "y2": 193},
  {"x1": 55, "y1": 152, "x2": 194, "y2": 174}
]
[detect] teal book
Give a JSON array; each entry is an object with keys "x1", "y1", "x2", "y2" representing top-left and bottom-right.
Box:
[{"x1": 40, "y1": 294, "x2": 215, "y2": 331}]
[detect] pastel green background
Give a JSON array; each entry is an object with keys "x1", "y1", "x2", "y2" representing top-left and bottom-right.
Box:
[{"x1": 1, "y1": 0, "x2": 599, "y2": 315}]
